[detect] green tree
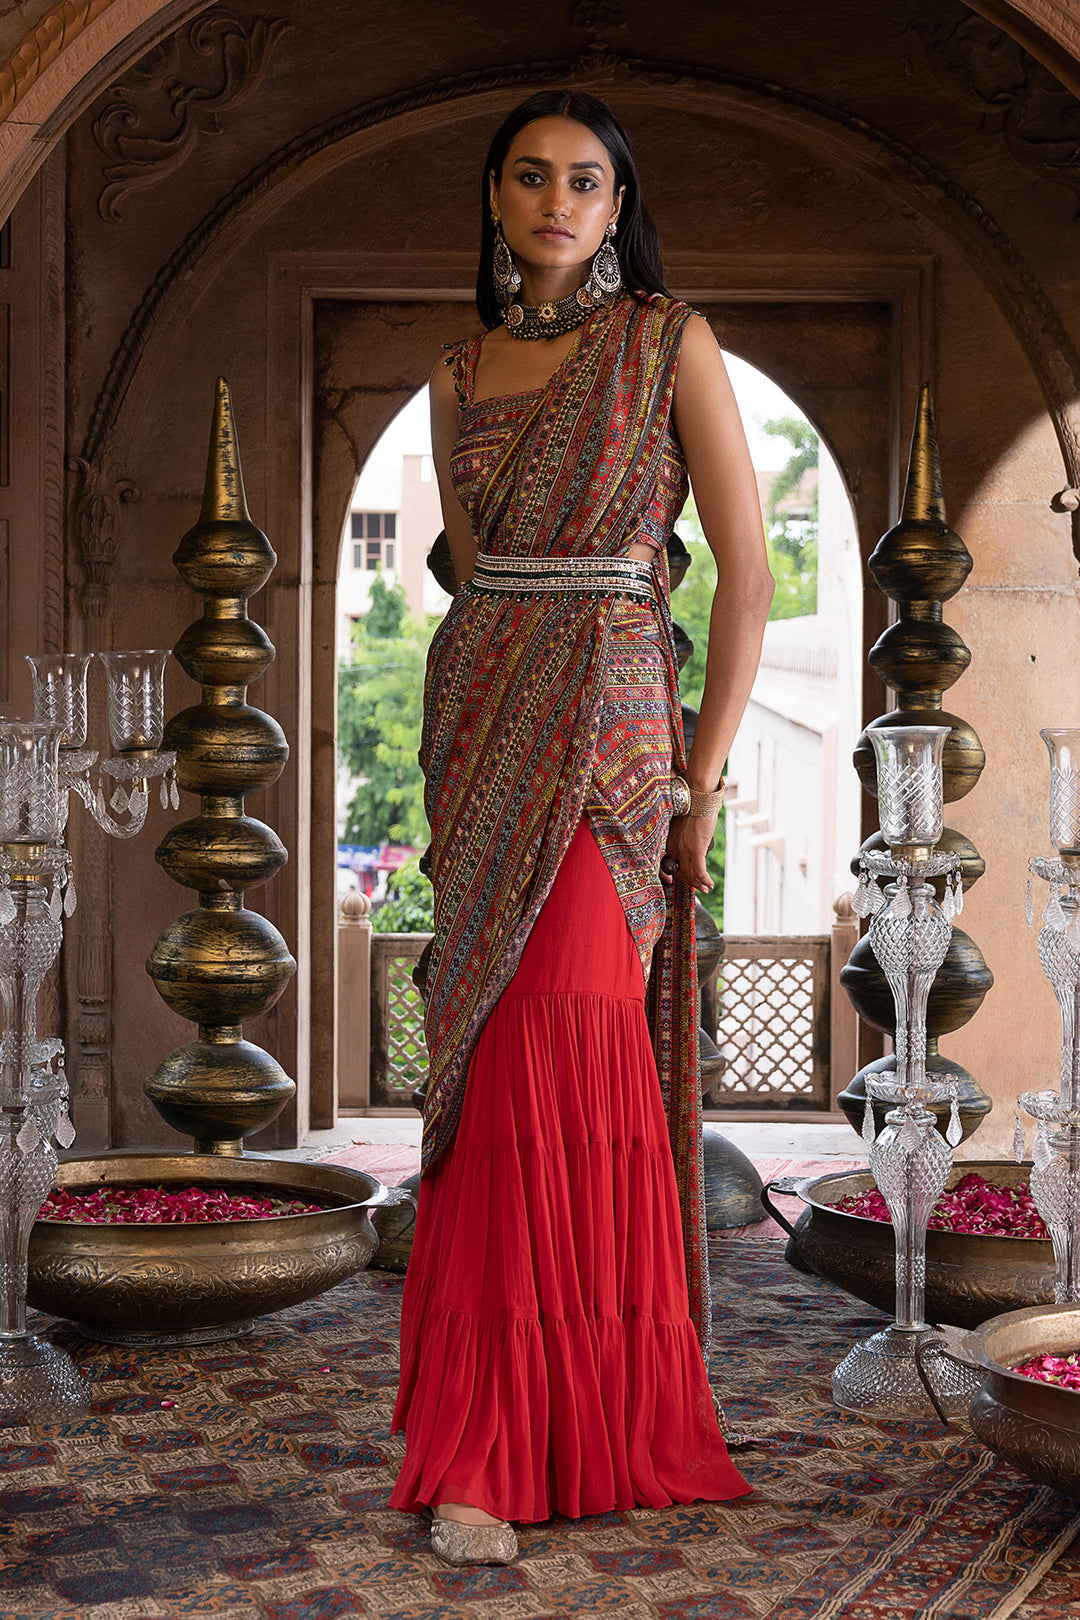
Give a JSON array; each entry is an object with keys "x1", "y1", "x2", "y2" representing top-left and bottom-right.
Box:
[
  {"x1": 761, "y1": 414, "x2": 819, "y2": 617},
  {"x1": 338, "y1": 576, "x2": 433, "y2": 848},
  {"x1": 364, "y1": 570, "x2": 408, "y2": 638},
  {"x1": 372, "y1": 856, "x2": 435, "y2": 933},
  {"x1": 666, "y1": 512, "x2": 726, "y2": 925}
]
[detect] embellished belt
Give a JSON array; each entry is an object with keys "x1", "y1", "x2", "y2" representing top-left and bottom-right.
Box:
[{"x1": 467, "y1": 551, "x2": 654, "y2": 602}]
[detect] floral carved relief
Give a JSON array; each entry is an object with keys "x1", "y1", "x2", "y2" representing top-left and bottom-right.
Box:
[
  {"x1": 914, "y1": 4, "x2": 1080, "y2": 196},
  {"x1": 93, "y1": 10, "x2": 292, "y2": 221},
  {"x1": 67, "y1": 454, "x2": 138, "y2": 619},
  {"x1": 969, "y1": 1385, "x2": 1080, "y2": 1495}
]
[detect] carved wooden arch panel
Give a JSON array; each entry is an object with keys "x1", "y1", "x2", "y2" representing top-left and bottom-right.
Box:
[{"x1": 0, "y1": 0, "x2": 214, "y2": 225}]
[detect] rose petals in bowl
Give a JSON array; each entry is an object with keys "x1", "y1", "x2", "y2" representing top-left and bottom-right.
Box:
[
  {"x1": 835, "y1": 1172, "x2": 1048, "y2": 1240},
  {"x1": 1012, "y1": 1350, "x2": 1080, "y2": 1389},
  {"x1": 37, "y1": 1185, "x2": 324, "y2": 1224}
]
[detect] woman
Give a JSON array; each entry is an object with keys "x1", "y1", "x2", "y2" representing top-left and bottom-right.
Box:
[{"x1": 389, "y1": 90, "x2": 774, "y2": 1564}]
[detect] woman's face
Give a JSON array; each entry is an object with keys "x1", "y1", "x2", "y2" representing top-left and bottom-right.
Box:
[{"x1": 491, "y1": 116, "x2": 624, "y2": 280}]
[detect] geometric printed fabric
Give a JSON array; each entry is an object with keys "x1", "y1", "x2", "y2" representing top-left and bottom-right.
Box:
[{"x1": 1, "y1": 1239, "x2": 1077, "y2": 1619}]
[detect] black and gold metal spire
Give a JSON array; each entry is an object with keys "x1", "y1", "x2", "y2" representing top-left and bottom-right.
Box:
[
  {"x1": 840, "y1": 385, "x2": 993, "y2": 1139},
  {"x1": 144, "y1": 379, "x2": 296, "y2": 1155}
]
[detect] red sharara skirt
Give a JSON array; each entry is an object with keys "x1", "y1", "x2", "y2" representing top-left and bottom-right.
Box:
[{"x1": 389, "y1": 820, "x2": 749, "y2": 1521}]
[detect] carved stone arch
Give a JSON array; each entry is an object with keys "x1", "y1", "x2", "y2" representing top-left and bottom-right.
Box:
[
  {"x1": 968, "y1": 1, "x2": 1080, "y2": 99},
  {"x1": 1, "y1": 0, "x2": 1078, "y2": 222},
  {"x1": 79, "y1": 57, "x2": 1080, "y2": 524},
  {"x1": 0, "y1": 0, "x2": 214, "y2": 226}
]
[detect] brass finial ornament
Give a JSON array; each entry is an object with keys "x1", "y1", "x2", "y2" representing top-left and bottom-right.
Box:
[
  {"x1": 840, "y1": 385, "x2": 993, "y2": 1140},
  {"x1": 899, "y1": 385, "x2": 947, "y2": 526},
  {"x1": 855, "y1": 385, "x2": 984, "y2": 812},
  {"x1": 144, "y1": 379, "x2": 296, "y2": 1154}
]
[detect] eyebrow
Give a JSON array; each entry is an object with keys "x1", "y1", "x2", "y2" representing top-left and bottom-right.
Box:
[{"x1": 512, "y1": 155, "x2": 605, "y2": 171}]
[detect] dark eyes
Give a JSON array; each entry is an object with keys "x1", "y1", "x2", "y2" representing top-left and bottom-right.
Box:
[{"x1": 518, "y1": 171, "x2": 599, "y2": 191}]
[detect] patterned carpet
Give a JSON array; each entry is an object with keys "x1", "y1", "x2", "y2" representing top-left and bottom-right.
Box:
[{"x1": 1, "y1": 1239, "x2": 1078, "y2": 1620}]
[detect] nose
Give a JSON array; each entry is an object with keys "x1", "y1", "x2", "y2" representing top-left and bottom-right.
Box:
[{"x1": 542, "y1": 184, "x2": 572, "y2": 218}]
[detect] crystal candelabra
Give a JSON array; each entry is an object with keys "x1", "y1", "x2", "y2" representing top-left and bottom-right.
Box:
[
  {"x1": 1015, "y1": 727, "x2": 1080, "y2": 1301},
  {"x1": 0, "y1": 653, "x2": 176, "y2": 1425},
  {"x1": 29, "y1": 651, "x2": 178, "y2": 837},
  {"x1": 833, "y1": 725, "x2": 972, "y2": 1419},
  {"x1": 0, "y1": 721, "x2": 83, "y2": 1422}
]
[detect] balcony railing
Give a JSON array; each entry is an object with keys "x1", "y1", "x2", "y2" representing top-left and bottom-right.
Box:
[
  {"x1": 338, "y1": 895, "x2": 861, "y2": 1115},
  {"x1": 705, "y1": 935, "x2": 829, "y2": 1110}
]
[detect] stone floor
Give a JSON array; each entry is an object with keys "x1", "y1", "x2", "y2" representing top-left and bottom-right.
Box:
[{"x1": 279, "y1": 1115, "x2": 869, "y2": 1164}]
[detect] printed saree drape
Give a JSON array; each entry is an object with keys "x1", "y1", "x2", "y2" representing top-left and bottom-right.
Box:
[{"x1": 420, "y1": 293, "x2": 709, "y2": 1346}]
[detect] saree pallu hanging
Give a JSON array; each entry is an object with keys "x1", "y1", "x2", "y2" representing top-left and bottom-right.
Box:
[{"x1": 420, "y1": 294, "x2": 710, "y2": 1347}]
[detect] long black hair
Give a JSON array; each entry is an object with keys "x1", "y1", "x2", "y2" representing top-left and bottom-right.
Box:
[{"x1": 476, "y1": 90, "x2": 669, "y2": 330}]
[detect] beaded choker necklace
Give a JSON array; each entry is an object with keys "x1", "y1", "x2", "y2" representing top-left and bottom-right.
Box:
[{"x1": 502, "y1": 282, "x2": 613, "y2": 341}]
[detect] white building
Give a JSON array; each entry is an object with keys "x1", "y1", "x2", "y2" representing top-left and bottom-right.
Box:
[
  {"x1": 723, "y1": 451, "x2": 862, "y2": 936},
  {"x1": 337, "y1": 391, "x2": 448, "y2": 659}
]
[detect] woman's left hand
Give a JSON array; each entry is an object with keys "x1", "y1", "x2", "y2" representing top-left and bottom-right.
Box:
[{"x1": 660, "y1": 811, "x2": 717, "y2": 893}]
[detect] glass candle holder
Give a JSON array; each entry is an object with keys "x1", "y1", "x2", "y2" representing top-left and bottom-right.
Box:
[
  {"x1": 26, "y1": 654, "x2": 92, "y2": 750},
  {"x1": 869, "y1": 725, "x2": 950, "y2": 848},
  {"x1": 1042, "y1": 728, "x2": 1080, "y2": 860},
  {"x1": 97, "y1": 650, "x2": 171, "y2": 753},
  {"x1": 0, "y1": 721, "x2": 64, "y2": 844}
]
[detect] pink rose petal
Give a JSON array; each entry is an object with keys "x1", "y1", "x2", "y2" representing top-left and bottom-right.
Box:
[
  {"x1": 835, "y1": 1173, "x2": 1048, "y2": 1240},
  {"x1": 37, "y1": 1184, "x2": 324, "y2": 1224},
  {"x1": 1013, "y1": 1349, "x2": 1080, "y2": 1386}
]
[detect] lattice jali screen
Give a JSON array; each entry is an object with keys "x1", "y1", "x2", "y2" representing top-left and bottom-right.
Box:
[
  {"x1": 370, "y1": 933, "x2": 433, "y2": 1107},
  {"x1": 707, "y1": 935, "x2": 830, "y2": 1110}
]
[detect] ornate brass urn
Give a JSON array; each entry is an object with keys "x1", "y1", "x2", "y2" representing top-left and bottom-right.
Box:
[
  {"x1": 26, "y1": 380, "x2": 409, "y2": 1347},
  {"x1": 144, "y1": 379, "x2": 296, "y2": 1154}
]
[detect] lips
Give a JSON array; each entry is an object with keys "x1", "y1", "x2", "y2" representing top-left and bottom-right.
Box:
[{"x1": 535, "y1": 228, "x2": 573, "y2": 239}]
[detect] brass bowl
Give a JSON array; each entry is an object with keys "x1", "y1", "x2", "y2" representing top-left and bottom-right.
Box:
[
  {"x1": 370, "y1": 1171, "x2": 420, "y2": 1274},
  {"x1": 27, "y1": 1153, "x2": 410, "y2": 1346},
  {"x1": 924, "y1": 1305, "x2": 1080, "y2": 1498},
  {"x1": 763, "y1": 1160, "x2": 1053, "y2": 1329}
]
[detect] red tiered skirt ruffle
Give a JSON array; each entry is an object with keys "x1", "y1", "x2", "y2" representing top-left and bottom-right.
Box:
[{"x1": 389, "y1": 820, "x2": 749, "y2": 1522}]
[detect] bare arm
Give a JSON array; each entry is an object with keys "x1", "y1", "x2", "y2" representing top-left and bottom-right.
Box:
[
  {"x1": 430, "y1": 355, "x2": 479, "y2": 587},
  {"x1": 665, "y1": 315, "x2": 775, "y2": 892}
]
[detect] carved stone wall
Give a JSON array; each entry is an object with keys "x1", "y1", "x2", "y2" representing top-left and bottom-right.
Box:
[
  {"x1": 1, "y1": 0, "x2": 1080, "y2": 1151},
  {"x1": 0, "y1": 153, "x2": 73, "y2": 1122}
]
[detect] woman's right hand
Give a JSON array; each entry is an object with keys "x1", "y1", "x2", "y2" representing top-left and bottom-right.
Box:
[{"x1": 661, "y1": 807, "x2": 718, "y2": 894}]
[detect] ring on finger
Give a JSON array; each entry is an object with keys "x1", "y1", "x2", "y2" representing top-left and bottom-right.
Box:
[{"x1": 660, "y1": 855, "x2": 679, "y2": 876}]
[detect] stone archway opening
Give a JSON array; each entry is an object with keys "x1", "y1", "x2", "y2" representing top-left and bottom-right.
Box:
[
  {"x1": 323, "y1": 340, "x2": 862, "y2": 1120},
  {"x1": 328, "y1": 353, "x2": 863, "y2": 936},
  {"x1": 709, "y1": 353, "x2": 863, "y2": 943},
  {"x1": 10, "y1": 0, "x2": 1075, "y2": 1150},
  {"x1": 334, "y1": 384, "x2": 446, "y2": 912}
]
